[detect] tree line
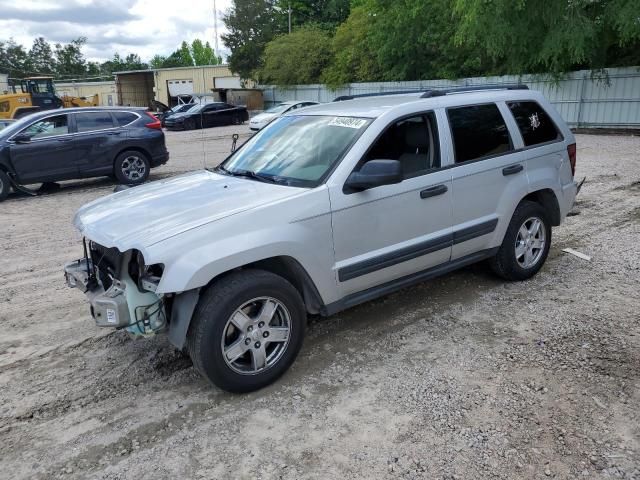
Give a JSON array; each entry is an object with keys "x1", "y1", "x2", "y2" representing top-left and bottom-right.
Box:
[
  {"x1": 222, "y1": 0, "x2": 640, "y2": 87},
  {"x1": 0, "y1": 37, "x2": 222, "y2": 81}
]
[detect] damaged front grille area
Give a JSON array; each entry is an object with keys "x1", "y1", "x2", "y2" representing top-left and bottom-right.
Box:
[{"x1": 89, "y1": 241, "x2": 124, "y2": 290}]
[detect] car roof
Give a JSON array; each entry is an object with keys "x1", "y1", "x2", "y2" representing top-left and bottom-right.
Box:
[
  {"x1": 293, "y1": 89, "x2": 545, "y2": 119},
  {"x1": 13, "y1": 106, "x2": 148, "y2": 122}
]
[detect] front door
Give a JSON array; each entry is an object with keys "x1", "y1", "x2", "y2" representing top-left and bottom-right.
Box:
[
  {"x1": 329, "y1": 112, "x2": 453, "y2": 297},
  {"x1": 9, "y1": 113, "x2": 77, "y2": 183}
]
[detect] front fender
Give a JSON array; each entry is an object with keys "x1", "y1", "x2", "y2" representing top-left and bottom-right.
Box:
[{"x1": 153, "y1": 210, "x2": 338, "y2": 305}]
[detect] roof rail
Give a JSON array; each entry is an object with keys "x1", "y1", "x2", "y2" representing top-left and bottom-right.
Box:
[
  {"x1": 333, "y1": 90, "x2": 422, "y2": 102},
  {"x1": 420, "y1": 83, "x2": 529, "y2": 98},
  {"x1": 332, "y1": 83, "x2": 529, "y2": 102}
]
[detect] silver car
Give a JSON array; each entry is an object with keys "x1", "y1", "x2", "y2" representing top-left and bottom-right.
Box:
[{"x1": 65, "y1": 85, "x2": 578, "y2": 392}]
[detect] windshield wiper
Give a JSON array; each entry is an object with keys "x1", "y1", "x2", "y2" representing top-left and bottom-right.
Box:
[{"x1": 215, "y1": 166, "x2": 283, "y2": 184}]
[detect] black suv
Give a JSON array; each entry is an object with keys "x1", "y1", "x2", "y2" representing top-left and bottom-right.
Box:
[{"x1": 0, "y1": 107, "x2": 169, "y2": 201}]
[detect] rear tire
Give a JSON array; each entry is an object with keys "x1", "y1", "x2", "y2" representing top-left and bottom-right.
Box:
[
  {"x1": 114, "y1": 150, "x2": 150, "y2": 185},
  {"x1": 0, "y1": 170, "x2": 11, "y2": 202},
  {"x1": 231, "y1": 114, "x2": 241, "y2": 125},
  {"x1": 187, "y1": 269, "x2": 306, "y2": 393},
  {"x1": 184, "y1": 118, "x2": 196, "y2": 130},
  {"x1": 490, "y1": 201, "x2": 551, "y2": 281}
]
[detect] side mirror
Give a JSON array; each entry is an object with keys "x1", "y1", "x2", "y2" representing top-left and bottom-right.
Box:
[
  {"x1": 345, "y1": 159, "x2": 403, "y2": 191},
  {"x1": 12, "y1": 133, "x2": 31, "y2": 144}
]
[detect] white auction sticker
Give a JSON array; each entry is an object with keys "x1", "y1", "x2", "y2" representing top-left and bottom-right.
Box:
[
  {"x1": 328, "y1": 117, "x2": 368, "y2": 129},
  {"x1": 106, "y1": 308, "x2": 117, "y2": 324}
]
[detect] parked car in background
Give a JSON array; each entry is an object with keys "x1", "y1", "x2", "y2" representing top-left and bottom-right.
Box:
[
  {"x1": 0, "y1": 119, "x2": 15, "y2": 131},
  {"x1": 249, "y1": 101, "x2": 320, "y2": 131},
  {"x1": 155, "y1": 103, "x2": 195, "y2": 127},
  {"x1": 65, "y1": 85, "x2": 578, "y2": 393},
  {"x1": 164, "y1": 102, "x2": 249, "y2": 130},
  {"x1": 0, "y1": 107, "x2": 168, "y2": 201}
]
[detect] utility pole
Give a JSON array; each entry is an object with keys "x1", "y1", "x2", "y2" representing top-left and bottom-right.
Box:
[
  {"x1": 213, "y1": 0, "x2": 220, "y2": 58},
  {"x1": 288, "y1": 1, "x2": 292, "y2": 34}
]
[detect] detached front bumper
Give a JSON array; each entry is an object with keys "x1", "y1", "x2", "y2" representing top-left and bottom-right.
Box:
[{"x1": 64, "y1": 257, "x2": 165, "y2": 333}]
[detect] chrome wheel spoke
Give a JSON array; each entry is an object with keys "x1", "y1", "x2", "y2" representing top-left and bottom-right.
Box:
[
  {"x1": 515, "y1": 242, "x2": 527, "y2": 259},
  {"x1": 518, "y1": 225, "x2": 529, "y2": 240},
  {"x1": 257, "y1": 299, "x2": 278, "y2": 325},
  {"x1": 225, "y1": 339, "x2": 249, "y2": 363},
  {"x1": 267, "y1": 327, "x2": 289, "y2": 343},
  {"x1": 532, "y1": 238, "x2": 544, "y2": 249},
  {"x1": 250, "y1": 346, "x2": 267, "y2": 370},
  {"x1": 230, "y1": 310, "x2": 252, "y2": 331},
  {"x1": 524, "y1": 247, "x2": 533, "y2": 266}
]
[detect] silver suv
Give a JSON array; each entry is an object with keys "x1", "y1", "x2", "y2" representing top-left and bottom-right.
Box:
[{"x1": 65, "y1": 85, "x2": 578, "y2": 392}]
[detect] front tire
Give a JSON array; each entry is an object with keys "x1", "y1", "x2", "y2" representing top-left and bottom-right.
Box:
[
  {"x1": 187, "y1": 270, "x2": 306, "y2": 393},
  {"x1": 114, "y1": 151, "x2": 150, "y2": 185},
  {"x1": 0, "y1": 170, "x2": 11, "y2": 202},
  {"x1": 490, "y1": 201, "x2": 551, "y2": 281}
]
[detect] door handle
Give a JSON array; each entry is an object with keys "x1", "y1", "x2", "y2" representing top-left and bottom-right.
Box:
[
  {"x1": 502, "y1": 164, "x2": 524, "y2": 176},
  {"x1": 420, "y1": 184, "x2": 448, "y2": 199},
  {"x1": 57, "y1": 137, "x2": 72, "y2": 142}
]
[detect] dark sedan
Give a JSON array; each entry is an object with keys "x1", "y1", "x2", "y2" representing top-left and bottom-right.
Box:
[
  {"x1": 0, "y1": 107, "x2": 169, "y2": 202},
  {"x1": 164, "y1": 102, "x2": 249, "y2": 130}
]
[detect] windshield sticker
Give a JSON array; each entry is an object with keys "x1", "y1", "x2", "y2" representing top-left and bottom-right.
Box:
[{"x1": 329, "y1": 117, "x2": 368, "y2": 129}]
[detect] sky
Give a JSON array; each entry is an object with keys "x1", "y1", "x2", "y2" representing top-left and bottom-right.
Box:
[{"x1": 0, "y1": 0, "x2": 233, "y2": 63}]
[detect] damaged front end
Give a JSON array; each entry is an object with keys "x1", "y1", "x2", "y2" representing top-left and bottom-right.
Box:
[{"x1": 64, "y1": 239, "x2": 167, "y2": 335}]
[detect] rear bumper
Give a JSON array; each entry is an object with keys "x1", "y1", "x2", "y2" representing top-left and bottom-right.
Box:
[{"x1": 150, "y1": 151, "x2": 169, "y2": 167}]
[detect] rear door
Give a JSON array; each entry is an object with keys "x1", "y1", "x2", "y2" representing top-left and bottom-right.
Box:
[
  {"x1": 445, "y1": 102, "x2": 529, "y2": 260},
  {"x1": 71, "y1": 111, "x2": 122, "y2": 177},
  {"x1": 9, "y1": 113, "x2": 77, "y2": 183}
]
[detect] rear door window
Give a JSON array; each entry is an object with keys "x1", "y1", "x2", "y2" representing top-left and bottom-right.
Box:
[
  {"x1": 112, "y1": 111, "x2": 138, "y2": 126},
  {"x1": 508, "y1": 101, "x2": 562, "y2": 146},
  {"x1": 75, "y1": 112, "x2": 114, "y2": 132},
  {"x1": 447, "y1": 104, "x2": 513, "y2": 163}
]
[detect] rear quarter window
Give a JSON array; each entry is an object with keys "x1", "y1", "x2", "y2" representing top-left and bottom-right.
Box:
[
  {"x1": 508, "y1": 101, "x2": 562, "y2": 146},
  {"x1": 112, "y1": 112, "x2": 138, "y2": 126},
  {"x1": 447, "y1": 103, "x2": 513, "y2": 163}
]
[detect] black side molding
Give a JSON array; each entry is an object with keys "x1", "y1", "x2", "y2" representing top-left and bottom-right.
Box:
[
  {"x1": 325, "y1": 248, "x2": 500, "y2": 316},
  {"x1": 337, "y1": 218, "x2": 499, "y2": 282}
]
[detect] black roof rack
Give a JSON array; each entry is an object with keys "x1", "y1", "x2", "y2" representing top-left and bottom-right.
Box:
[
  {"x1": 333, "y1": 90, "x2": 423, "y2": 102},
  {"x1": 332, "y1": 84, "x2": 529, "y2": 102},
  {"x1": 420, "y1": 84, "x2": 529, "y2": 98}
]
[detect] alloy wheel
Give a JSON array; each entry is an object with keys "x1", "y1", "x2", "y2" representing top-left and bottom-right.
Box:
[
  {"x1": 515, "y1": 216, "x2": 546, "y2": 269},
  {"x1": 120, "y1": 156, "x2": 146, "y2": 182},
  {"x1": 221, "y1": 297, "x2": 291, "y2": 375}
]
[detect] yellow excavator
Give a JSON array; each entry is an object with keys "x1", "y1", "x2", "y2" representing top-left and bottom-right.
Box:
[{"x1": 0, "y1": 76, "x2": 99, "y2": 120}]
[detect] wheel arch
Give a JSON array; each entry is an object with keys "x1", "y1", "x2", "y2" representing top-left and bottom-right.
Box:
[
  {"x1": 167, "y1": 255, "x2": 324, "y2": 351},
  {"x1": 521, "y1": 188, "x2": 561, "y2": 226}
]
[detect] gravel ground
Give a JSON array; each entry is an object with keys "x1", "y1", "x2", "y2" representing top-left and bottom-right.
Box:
[{"x1": 0, "y1": 130, "x2": 638, "y2": 479}]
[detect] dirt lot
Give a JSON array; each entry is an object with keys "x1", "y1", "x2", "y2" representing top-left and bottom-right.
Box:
[{"x1": 0, "y1": 130, "x2": 638, "y2": 479}]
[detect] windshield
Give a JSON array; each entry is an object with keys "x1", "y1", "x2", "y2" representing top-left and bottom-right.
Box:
[
  {"x1": 265, "y1": 103, "x2": 293, "y2": 114},
  {"x1": 0, "y1": 114, "x2": 37, "y2": 138},
  {"x1": 219, "y1": 115, "x2": 371, "y2": 187}
]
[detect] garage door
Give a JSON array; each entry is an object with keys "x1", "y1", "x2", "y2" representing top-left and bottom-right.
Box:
[{"x1": 167, "y1": 79, "x2": 194, "y2": 96}]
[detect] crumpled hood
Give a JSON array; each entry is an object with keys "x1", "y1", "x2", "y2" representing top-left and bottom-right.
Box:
[{"x1": 74, "y1": 170, "x2": 304, "y2": 252}]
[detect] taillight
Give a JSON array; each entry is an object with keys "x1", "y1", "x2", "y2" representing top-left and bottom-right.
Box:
[
  {"x1": 567, "y1": 143, "x2": 576, "y2": 177},
  {"x1": 144, "y1": 111, "x2": 162, "y2": 129}
]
